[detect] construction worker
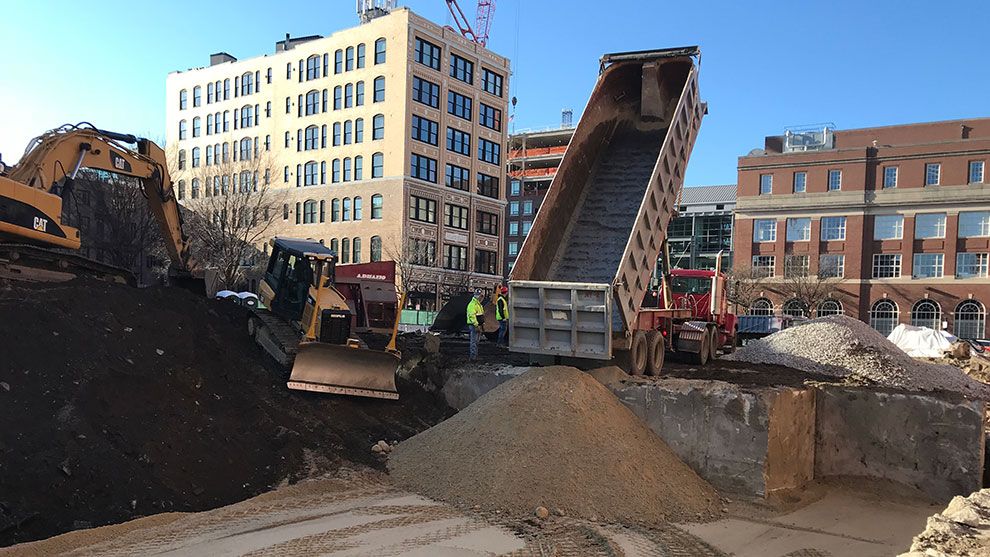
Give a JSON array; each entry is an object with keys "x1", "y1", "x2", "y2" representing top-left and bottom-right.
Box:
[
  {"x1": 496, "y1": 286, "x2": 509, "y2": 346},
  {"x1": 466, "y1": 289, "x2": 485, "y2": 359}
]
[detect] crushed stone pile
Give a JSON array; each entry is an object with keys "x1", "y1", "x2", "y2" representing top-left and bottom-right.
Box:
[
  {"x1": 725, "y1": 315, "x2": 990, "y2": 397},
  {"x1": 900, "y1": 489, "x2": 990, "y2": 556},
  {"x1": 388, "y1": 366, "x2": 722, "y2": 524},
  {"x1": 0, "y1": 279, "x2": 451, "y2": 547}
]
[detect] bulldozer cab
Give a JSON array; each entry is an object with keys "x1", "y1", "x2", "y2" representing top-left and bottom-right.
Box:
[{"x1": 263, "y1": 238, "x2": 333, "y2": 322}]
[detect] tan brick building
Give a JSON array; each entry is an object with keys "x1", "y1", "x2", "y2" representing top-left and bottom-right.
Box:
[
  {"x1": 165, "y1": 5, "x2": 509, "y2": 308},
  {"x1": 735, "y1": 119, "x2": 990, "y2": 339}
]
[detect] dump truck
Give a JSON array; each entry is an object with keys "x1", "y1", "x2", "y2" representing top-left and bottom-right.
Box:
[{"x1": 508, "y1": 46, "x2": 736, "y2": 375}]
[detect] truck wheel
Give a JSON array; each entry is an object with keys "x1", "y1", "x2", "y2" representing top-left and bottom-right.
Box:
[
  {"x1": 691, "y1": 333, "x2": 710, "y2": 365},
  {"x1": 723, "y1": 332, "x2": 738, "y2": 354},
  {"x1": 645, "y1": 330, "x2": 664, "y2": 376},
  {"x1": 708, "y1": 328, "x2": 719, "y2": 362},
  {"x1": 620, "y1": 331, "x2": 648, "y2": 375}
]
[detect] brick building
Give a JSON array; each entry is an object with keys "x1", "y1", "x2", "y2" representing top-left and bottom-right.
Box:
[{"x1": 735, "y1": 119, "x2": 990, "y2": 339}]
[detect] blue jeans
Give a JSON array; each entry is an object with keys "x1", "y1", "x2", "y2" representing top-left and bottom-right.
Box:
[
  {"x1": 469, "y1": 324, "x2": 479, "y2": 357},
  {"x1": 497, "y1": 320, "x2": 508, "y2": 345}
]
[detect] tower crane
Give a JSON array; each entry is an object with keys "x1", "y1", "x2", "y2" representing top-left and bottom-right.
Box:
[{"x1": 444, "y1": 0, "x2": 495, "y2": 47}]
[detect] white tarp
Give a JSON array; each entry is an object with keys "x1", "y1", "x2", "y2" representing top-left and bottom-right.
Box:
[{"x1": 887, "y1": 324, "x2": 957, "y2": 358}]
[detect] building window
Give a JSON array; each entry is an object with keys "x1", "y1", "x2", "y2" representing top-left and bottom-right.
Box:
[
  {"x1": 444, "y1": 204, "x2": 469, "y2": 230},
  {"x1": 334, "y1": 49, "x2": 343, "y2": 74},
  {"x1": 305, "y1": 161, "x2": 318, "y2": 186},
  {"x1": 345, "y1": 46, "x2": 354, "y2": 71},
  {"x1": 302, "y1": 200, "x2": 317, "y2": 224},
  {"x1": 223, "y1": 79, "x2": 230, "y2": 100},
  {"x1": 827, "y1": 170, "x2": 841, "y2": 191},
  {"x1": 345, "y1": 83, "x2": 353, "y2": 108},
  {"x1": 179, "y1": 89, "x2": 188, "y2": 110},
  {"x1": 177, "y1": 180, "x2": 185, "y2": 200},
  {"x1": 753, "y1": 219, "x2": 776, "y2": 242},
  {"x1": 784, "y1": 255, "x2": 809, "y2": 278},
  {"x1": 374, "y1": 38, "x2": 386, "y2": 64},
  {"x1": 192, "y1": 117, "x2": 201, "y2": 137},
  {"x1": 821, "y1": 216, "x2": 846, "y2": 241},
  {"x1": 874, "y1": 215, "x2": 904, "y2": 240},
  {"x1": 522, "y1": 221, "x2": 532, "y2": 235},
  {"x1": 373, "y1": 76, "x2": 385, "y2": 102},
  {"x1": 910, "y1": 299, "x2": 941, "y2": 330},
  {"x1": 477, "y1": 173, "x2": 499, "y2": 198},
  {"x1": 793, "y1": 172, "x2": 806, "y2": 193},
  {"x1": 509, "y1": 201, "x2": 519, "y2": 215},
  {"x1": 443, "y1": 244, "x2": 468, "y2": 270},
  {"x1": 411, "y1": 154, "x2": 437, "y2": 183},
  {"x1": 305, "y1": 126, "x2": 318, "y2": 150},
  {"x1": 817, "y1": 299, "x2": 843, "y2": 317},
  {"x1": 449, "y1": 53, "x2": 474, "y2": 84},
  {"x1": 782, "y1": 299, "x2": 809, "y2": 318},
  {"x1": 343, "y1": 158, "x2": 352, "y2": 182},
  {"x1": 914, "y1": 213, "x2": 946, "y2": 239},
  {"x1": 333, "y1": 122, "x2": 341, "y2": 146},
  {"x1": 355, "y1": 81, "x2": 365, "y2": 106},
  {"x1": 305, "y1": 90, "x2": 319, "y2": 115},
  {"x1": 479, "y1": 104, "x2": 501, "y2": 131},
  {"x1": 355, "y1": 119, "x2": 364, "y2": 142},
  {"x1": 475, "y1": 249, "x2": 498, "y2": 275},
  {"x1": 330, "y1": 199, "x2": 340, "y2": 222},
  {"x1": 332, "y1": 159, "x2": 340, "y2": 183},
  {"x1": 509, "y1": 221, "x2": 519, "y2": 235},
  {"x1": 446, "y1": 127, "x2": 471, "y2": 155},
  {"x1": 178, "y1": 120, "x2": 187, "y2": 140},
  {"x1": 412, "y1": 77, "x2": 440, "y2": 108},
  {"x1": 191, "y1": 147, "x2": 201, "y2": 168},
  {"x1": 752, "y1": 255, "x2": 775, "y2": 278},
  {"x1": 351, "y1": 236, "x2": 361, "y2": 263},
  {"x1": 819, "y1": 254, "x2": 844, "y2": 278},
  {"x1": 353, "y1": 196, "x2": 362, "y2": 220},
  {"x1": 207, "y1": 83, "x2": 213, "y2": 104},
  {"x1": 476, "y1": 211, "x2": 498, "y2": 235},
  {"x1": 341, "y1": 238, "x2": 350, "y2": 264},
  {"x1": 482, "y1": 68, "x2": 503, "y2": 97},
  {"x1": 369, "y1": 235, "x2": 382, "y2": 262},
  {"x1": 372, "y1": 152, "x2": 383, "y2": 178},
  {"x1": 333, "y1": 86, "x2": 342, "y2": 110},
  {"x1": 448, "y1": 91, "x2": 472, "y2": 120},
  {"x1": 883, "y1": 167, "x2": 898, "y2": 188},
  {"x1": 373, "y1": 114, "x2": 385, "y2": 140},
  {"x1": 415, "y1": 37, "x2": 442, "y2": 70},
  {"x1": 478, "y1": 138, "x2": 500, "y2": 164},
  {"x1": 508, "y1": 242, "x2": 518, "y2": 256},
  {"x1": 971, "y1": 161, "x2": 985, "y2": 184},
  {"x1": 206, "y1": 145, "x2": 213, "y2": 165},
  {"x1": 870, "y1": 299, "x2": 899, "y2": 336},
  {"x1": 959, "y1": 211, "x2": 990, "y2": 237},
  {"x1": 354, "y1": 155, "x2": 363, "y2": 179},
  {"x1": 410, "y1": 195, "x2": 437, "y2": 223},
  {"x1": 957, "y1": 253, "x2": 989, "y2": 278},
  {"x1": 342, "y1": 198, "x2": 352, "y2": 221},
  {"x1": 344, "y1": 120, "x2": 353, "y2": 144},
  {"x1": 242, "y1": 71, "x2": 254, "y2": 94},
  {"x1": 872, "y1": 254, "x2": 902, "y2": 279},
  {"x1": 192, "y1": 86, "x2": 201, "y2": 107},
  {"x1": 925, "y1": 163, "x2": 940, "y2": 186},
  {"x1": 206, "y1": 114, "x2": 213, "y2": 135},
  {"x1": 785, "y1": 217, "x2": 811, "y2": 242},
  {"x1": 749, "y1": 297, "x2": 773, "y2": 315},
  {"x1": 371, "y1": 194, "x2": 383, "y2": 219},
  {"x1": 523, "y1": 200, "x2": 534, "y2": 215},
  {"x1": 954, "y1": 300, "x2": 986, "y2": 339},
  {"x1": 177, "y1": 149, "x2": 186, "y2": 170},
  {"x1": 510, "y1": 180, "x2": 521, "y2": 196},
  {"x1": 445, "y1": 164, "x2": 470, "y2": 191},
  {"x1": 357, "y1": 43, "x2": 366, "y2": 68},
  {"x1": 913, "y1": 253, "x2": 944, "y2": 279},
  {"x1": 759, "y1": 174, "x2": 772, "y2": 195},
  {"x1": 412, "y1": 116, "x2": 438, "y2": 145}
]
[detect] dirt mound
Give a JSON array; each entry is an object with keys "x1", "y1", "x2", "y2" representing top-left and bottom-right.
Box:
[
  {"x1": 388, "y1": 366, "x2": 721, "y2": 524},
  {"x1": 726, "y1": 315, "x2": 990, "y2": 397},
  {"x1": 0, "y1": 279, "x2": 451, "y2": 547}
]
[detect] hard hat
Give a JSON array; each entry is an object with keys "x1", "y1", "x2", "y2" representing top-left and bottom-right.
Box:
[{"x1": 501, "y1": 286, "x2": 508, "y2": 293}]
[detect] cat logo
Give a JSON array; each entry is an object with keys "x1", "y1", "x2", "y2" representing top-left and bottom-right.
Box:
[
  {"x1": 109, "y1": 150, "x2": 132, "y2": 172},
  {"x1": 112, "y1": 154, "x2": 126, "y2": 170},
  {"x1": 33, "y1": 216, "x2": 48, "y2": 232}
]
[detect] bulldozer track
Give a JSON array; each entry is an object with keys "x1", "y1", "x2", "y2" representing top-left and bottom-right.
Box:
[
  {"x1": 250, "y1": 310, "x2": 301, "y2": 367},
  {"x1": 0, "y1": 243, "x2": 134, "y2": 285}
]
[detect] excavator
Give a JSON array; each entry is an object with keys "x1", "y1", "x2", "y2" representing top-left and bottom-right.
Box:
[{"x1": 1, "y1": 123, "x2": 400, "y2": 399}]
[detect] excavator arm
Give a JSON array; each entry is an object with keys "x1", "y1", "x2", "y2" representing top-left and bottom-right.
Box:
[{"x1": 2, "y1": 125, "x2": 196, "y2": 276}]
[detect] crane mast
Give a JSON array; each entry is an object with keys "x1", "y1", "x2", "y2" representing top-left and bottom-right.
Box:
[{"x1": 444, "y1": 0, "x2": 496, "y2": 47}]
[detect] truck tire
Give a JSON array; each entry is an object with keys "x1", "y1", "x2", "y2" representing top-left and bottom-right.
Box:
[
  {"x1": 723, "y1": 331, "x2": 738, "y2": 354},
  {"x1": 708, "y1": 327, "x2": 719, "y2": 362},
  {"x1": 645, "y1": 330, "x2": 664, "y2": 376},
  {"x1": 620, "y1": 331, "x2": 648, "y2": 375},
  {"x1": 691, "y1": 333, "x2": 710, "y2": 365}
]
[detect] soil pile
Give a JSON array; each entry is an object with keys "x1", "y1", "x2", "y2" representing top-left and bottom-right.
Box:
[
  {"x1": 388, "y1": 366, "x2": 721, "y2": 524},
  {"x1": 0, "y1": 279, "x2": 451, "y2": 547},
  {"x1": 901, "y1": 489, "x2": 990, "y2": 556},
  {"x1": 726, "y1": 315, "x2": 990, "y2": 397}
]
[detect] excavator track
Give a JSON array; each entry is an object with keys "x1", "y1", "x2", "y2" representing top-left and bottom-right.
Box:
[
  {"x1": 0, "y1": 243, "x2": 135, "y2": 285},
  {"x1": 248, "y1": 310, "x2": 301, "y2": 367}
]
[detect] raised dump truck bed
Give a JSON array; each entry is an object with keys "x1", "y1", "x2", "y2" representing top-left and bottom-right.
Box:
[{"x1": 509, "y1": 47, "x2": 716, "y2": 370}]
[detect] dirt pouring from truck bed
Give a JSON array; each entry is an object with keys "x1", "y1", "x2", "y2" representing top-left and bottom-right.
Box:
[
  {"x1": 388, "y1": 366, "x2": 722, "y2": 525},
  {"x1": 0, "y1": 278, "x2": 452, "y2": 547}
]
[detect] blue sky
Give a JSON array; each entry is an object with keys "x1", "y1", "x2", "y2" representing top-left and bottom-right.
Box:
[{"x1": 2, "y1": 0, "x2": 988, "y2": 187}]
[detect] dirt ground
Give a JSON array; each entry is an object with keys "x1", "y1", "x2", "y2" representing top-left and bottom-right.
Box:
[{"x1": 0, "y1": 279, "x2": 453, "y2": 547}]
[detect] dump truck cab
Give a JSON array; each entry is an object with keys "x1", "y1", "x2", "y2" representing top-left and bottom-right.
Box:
[{"x1": 666, "y1": 269, "x2": 729, "y2": 324}]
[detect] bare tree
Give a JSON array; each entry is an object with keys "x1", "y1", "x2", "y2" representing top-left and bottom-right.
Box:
[
  {"x1": 724, "y1": 264, "x2": 769, "y2": 313},
  {"x1": 384, "y1": 236, "x2": 437, "y2": 296},
  {"x1": 169, "y1": 143, "x2": 284, "y2": 290},
  {"x1": 777, "y1": 256, "x2": 845, "y2": 317}
]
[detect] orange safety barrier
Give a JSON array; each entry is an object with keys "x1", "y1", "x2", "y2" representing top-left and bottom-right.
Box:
[{"x1": 509, "y1": 167, "x2": 560, "y2": 178}]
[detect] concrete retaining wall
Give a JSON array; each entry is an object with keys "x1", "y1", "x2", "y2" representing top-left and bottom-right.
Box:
[{"x1": 814, "y1": 385, "x2": 986, "y2": 501}]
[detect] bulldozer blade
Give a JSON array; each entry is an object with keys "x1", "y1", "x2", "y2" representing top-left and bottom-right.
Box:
[{"x1": 287, "y1": 342, "x2": 400, "y2": 400}]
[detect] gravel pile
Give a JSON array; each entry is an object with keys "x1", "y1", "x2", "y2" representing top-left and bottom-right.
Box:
[
  {"x1": 900, "y1": 489, "x2": 990, "y2": 556},
  {"x1": 388, "y1": 366, "x2": 722, "y2": 524},
  {"x1": 726, "y1": 315, "x2": 990, "y2": 397}
]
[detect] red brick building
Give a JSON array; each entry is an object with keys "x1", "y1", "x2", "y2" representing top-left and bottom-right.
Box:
[{"x1": 734, "y1": 119, "x2": 990, "y2": 339}]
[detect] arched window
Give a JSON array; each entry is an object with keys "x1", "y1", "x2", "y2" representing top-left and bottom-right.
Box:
[
  {"x1": 223, "y1": 78, "x2": 230, "y2": 100},
  {"x1": 345, "y1": 46, "x2": 354, "y2": 71},
  {"x1": 353, "y1": 196, "x2": 362, "y2": 220},
  {"x1": 305, "y1": 125, "x2": 318, "y2": 150},
  {"x1": 305, "y1": 161, "x2": 318, "y2": 186},
  {"x1": 213, "y1": 176, "x2": 220, "y2": 196},
  {"x1": 354, "y1": 156, "x2": 364, "y2": 180},
  {"x1": 319, "y1": 200, "x2": 326, "y2": 223},
  {"x1": 372, "y1": 152, "x2": 384, "y2": 178},
  {"x1": 371, "y1": 194, "x2": 383, "y2": 219},
  {"x1": 334, "y1": 49, "x2": 343, "y2": 74},
  {"x1": 371, "y1": 235, "x2": 382, "y2": 262},
  {"x1": 207, "y1": 82, "x2": 214, "y2": 103},
  {"x1": 374, "y1": 38, "x2": 386, "y2": 64},
  {"x1": 345, "y1": 83, "x2": 353, "y2": 108},
  {"x1": 177, "y1": 179, "x2": 185, "y2": 200},
  {"x1": 306, "y1": 55, "x2": 319, "y2": 80},
  {"x1": 222, "y1": 111, "x2": 230, "y2": 132},
  {"x1": 373, "y1": 114, "x2": 384, "y2": 140},
  {"x1": 177, "y1": 149, "x2": 186, "y2": 170},
  {"x1": 179, "y1": 89, "x2": 188, "y2": 110},
  {"x1": 220, "y1": 143, "x2": 227, "y2": 163},
  {"x1": 241, "y1": 72, "x2": 253, "y2": 95},
  {"x1": 817, "y1": 298, "x2": 843, "y2": 317},
  {"x1": 240, "y1": 105, "x2": 253, "y2": 128},
  {"x1": 191, "y1": 147, "x2": 200, "y2": 168},
  {"x1": 343, "y1": 197, "x2": 351, "y2": 221},
  {"x1": 352, "y1": 237, "x2": 361, "y2": 263},
  {"x1": 332, "y1": 159, "x2": 341, "y2": 183},
  {"x1": 954, "y1": 300, "x2": 986, "y2": 339},
  {"x1": 240, "y1": 170, "x2": 252, "y2": 193},
  {"x1": 320, "y1": 124, "x2": 327, "y2": 148},
  {"x1": 240, "y1": 138, "x2": 252, "y2": 160},
  {"x1": 357, "y1": 43, "x2": 366, "y2": 68},
  {"x1": 206, "y1": 114, "x2": 213, "y2": 135},
  {"x1": 206, "y1": 145, "x2": 213, "y2": 166},
  {"x1": 332, "y1": 199, "x2": 340, "y2": 222},
  {"x1": 355, "y1": 81, "x2": 365, "y2": 106},
  {"x1": 343, "y1": 158, "x2": 352, "y2": 181},
  {"x1": 748, "y1": 297, "x2": 772, "y2": 316},
  {"x1": 344, "y1": 120, "x2": 352, "y2": 144},
  {"x1": 782, "y1": 298, "x2": 808, "y2": 318},
  {"x1": 373, "y1": 76, "x2": 385, "y2": 102},
  {"x1": 910, "y1": 299, "x2": 941, "y2": 330},
  {"x1": 330, "y1": 238, "x2": 339, "y2": 256},
  {"x1": 334, "y1": 86, "x2": 342, "y2": 110},
  {"x1": 341, "y1": 238, "x2": 350, "y2": 264},
  {"x1": 192, "y1": 117, "x2": 201, "y2": 137},
  {"x1": 333, "y1": 122, "x2": 341, "y2": 146},
  {"x1": 870, "y1": 299, "x2": 899, "y2": 337},
  {"x1": 192, "y1": 85, "x2": 201, "y2": 107},
  {"x1": 191, "y1": 178, "x2": 200, "y2": 199},
  {"x1": 222, "y1": 175, "x2": 230, "y2": 195},
  {"x1": 305, "y1": 90, "x2": 319, "y2": 115},
  {"x1": 355, "y1": 118, "x2": 364, "y2": 142},
  {"x1": 178, "y1": 119, "x2": 187, "y2": 140},
  {"x1": 320, "y1": 161, "x2": 326, "y2": 184},
  {"x1": 303, "y1": 200, "x2": 318, "y2": 224}
]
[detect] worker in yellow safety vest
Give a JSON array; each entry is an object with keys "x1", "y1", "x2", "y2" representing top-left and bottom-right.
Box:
[
  {"x1": 496, "y1": 286, "x2": 509, "y2": 346},
  {"x1": 466, "y1": 289, "x2": 485, "y2": 358}
]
